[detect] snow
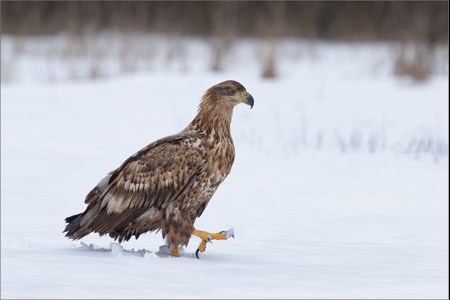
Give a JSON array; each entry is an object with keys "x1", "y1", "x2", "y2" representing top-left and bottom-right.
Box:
[
  {"x1": 1, "y1": 35, "x2": 448, "y2": 299},
  {"x1": 110, "y1": 242, "x2": 124, "y2": 256}
]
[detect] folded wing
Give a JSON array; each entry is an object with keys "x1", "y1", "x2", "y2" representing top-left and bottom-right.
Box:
[{"x1": 64, "y1": 132, "x2": 207, "y2": 239}]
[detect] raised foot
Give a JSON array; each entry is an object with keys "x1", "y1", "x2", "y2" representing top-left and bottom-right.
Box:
[{"x1": 192, "y1": 228, "x2": 235, "y2": 259}]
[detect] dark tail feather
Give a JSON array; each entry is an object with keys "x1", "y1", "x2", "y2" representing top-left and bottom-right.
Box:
[{"x1": 64, "y1": 213, "x2": 84, "y2": 239}]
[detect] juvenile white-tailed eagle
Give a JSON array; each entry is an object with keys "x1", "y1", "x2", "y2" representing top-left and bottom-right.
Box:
[{"x1": 64, "y1": 80, "x2": 254, "y2": 257}]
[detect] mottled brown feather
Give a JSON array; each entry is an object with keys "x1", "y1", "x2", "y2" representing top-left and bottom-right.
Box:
[{"x1": 64, "y1": 80, "x2": 249, "y2": 247}]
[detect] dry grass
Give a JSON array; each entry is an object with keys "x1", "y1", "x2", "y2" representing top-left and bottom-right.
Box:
[
  {"x1": 394, "y1": 43, "x2": 434, "y2": 82},
  {"x1": 1, "y1": 33, "x2": 447, "y2": 83},
  {"x1": 262, "y1": 42, "x2": 278, "y2": 79},
  {"x1": 209, "y1": 36, "x2": 234, "y2": 72},
  {"x1": 2, "y1": 2, "x2": 447, "y2": 82}
]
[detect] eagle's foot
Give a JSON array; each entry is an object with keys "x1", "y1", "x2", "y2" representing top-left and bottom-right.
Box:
[
  {"x1": 192, "y1": 228, "x2": 235, "y2": 259},
  {"x1": 170, "y1": 244, "x2": 181, "y2": 257}
]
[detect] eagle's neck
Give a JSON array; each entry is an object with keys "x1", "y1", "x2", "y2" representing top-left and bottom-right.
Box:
[{"x1": 188, "y1": 99, "x2": 235, "y2": 138}]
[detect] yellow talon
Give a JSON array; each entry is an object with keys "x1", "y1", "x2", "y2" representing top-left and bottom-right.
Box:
[
  {"x1": 171, "y1": 244, "x2": 181, "y2": 257},
  {"x1": 192, "y1": 229, "x2": 228, "y2": 242},
  {"x1": 192, "y1": 228, "x2": 234, "y2": 258},
  {"x1": 198, "y1": 239, "x2": 207, "y2": 253},
  {"x1": 192, "y1": 229, "x2": 231, "y2": 257},
  {"x1": 170, "y1": 230, "x2": 231, "y2": 258}
]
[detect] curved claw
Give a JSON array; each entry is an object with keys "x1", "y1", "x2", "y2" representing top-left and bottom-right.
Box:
[
  {"x1": 192, "y1": 228, "x2": 235, "y2": 258},
  {"x1": 219, "y1": 228, "x2": 235, "y2": 239}
]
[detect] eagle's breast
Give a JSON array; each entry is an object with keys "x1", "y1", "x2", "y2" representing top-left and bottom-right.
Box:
[{"x1": 185, "y1": 129, "x2": 235, "y2": 214}]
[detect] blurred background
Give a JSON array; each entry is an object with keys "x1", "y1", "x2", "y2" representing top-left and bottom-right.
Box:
[
  {"x1": 1, "y1": 1, "x2": 448, "y2": 82},
  {"x1": 2, "y1": 1, "x2": 447, "y2": 41},
  {"x1": 1, "y1": 2, "x2": 449, "y2": 298}
]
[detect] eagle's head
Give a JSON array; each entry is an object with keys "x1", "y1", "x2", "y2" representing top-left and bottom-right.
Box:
[
  {"x1": 204, "y1": 80, "x2": 254, "y2": 109},
  {"x1": 192, "y1": 80, "x2": 254, "y2": 131}
]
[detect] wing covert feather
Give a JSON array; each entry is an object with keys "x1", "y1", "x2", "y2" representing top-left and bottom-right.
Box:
[
  {"x1": 80, "y1": 133, "x2": 207, "y2": 232},
  {"x1": 103, "y1": 137, "x2": 207, "y2": 213}
]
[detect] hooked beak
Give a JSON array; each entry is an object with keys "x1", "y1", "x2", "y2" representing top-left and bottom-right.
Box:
[
  {"x1": 235, "y1": 91, "x2": 254, "y2": 109},
  {"x1": 245, "y1": 93, "x2": 254, "y2": 109}
]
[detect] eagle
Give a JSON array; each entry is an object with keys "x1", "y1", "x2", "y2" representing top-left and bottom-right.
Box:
[{"x1": 64, "y1": 80, "x2": 254, "y2": 258}]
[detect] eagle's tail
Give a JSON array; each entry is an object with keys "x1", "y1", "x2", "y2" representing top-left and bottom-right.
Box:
[{"x1": 63, "y1": 213, "x2": 86, "y2": 240}]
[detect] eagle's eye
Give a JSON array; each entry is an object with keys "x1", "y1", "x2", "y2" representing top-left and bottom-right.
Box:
[{"x1": 229, "y1": 89, "x2": 236, "y2": 95}]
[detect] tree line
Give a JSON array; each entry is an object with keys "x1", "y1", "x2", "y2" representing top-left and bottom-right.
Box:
[{"x1": 1, "y1": 1, "x2": 448, "y2": 44}]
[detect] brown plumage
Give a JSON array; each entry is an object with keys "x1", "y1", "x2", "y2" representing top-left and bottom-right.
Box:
[{"x1": 64, "y1": 80, "x2": 254, "y2": 248}]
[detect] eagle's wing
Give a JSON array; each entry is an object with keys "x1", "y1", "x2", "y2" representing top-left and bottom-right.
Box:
[{"x1": 78, "y1": 132, "x2": 208, "y2": 234}]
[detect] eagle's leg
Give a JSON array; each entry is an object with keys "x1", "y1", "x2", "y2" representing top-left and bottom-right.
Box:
[
  {"x1": 171, "y1": 244, "x2": 181, "y2": 257},
  {"x1": 192, "y1": 228, "x2": 234, "y2": 257}
]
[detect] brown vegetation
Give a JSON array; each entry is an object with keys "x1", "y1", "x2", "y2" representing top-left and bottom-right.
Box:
[
  {"x1": 1, "y1": 1, "x2": 448, "y2": 44},
  {"x1": 394, "y1": 43, "x2": 434, "y2": 82},
  {"x1": 1, "y1": 1, "x2": 447, "y2": 82}
]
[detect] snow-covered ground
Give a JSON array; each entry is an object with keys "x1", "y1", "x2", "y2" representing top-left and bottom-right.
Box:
[{"x1": 1, "y1": 35, "x2": 448, "y2": 299}]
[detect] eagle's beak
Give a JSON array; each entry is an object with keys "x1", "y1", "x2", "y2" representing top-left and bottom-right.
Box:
[
  {"x1": 236, "y1": 91, "x2": 254, "y2": 109},
  {"x1": 231, "y1": 91, "x2": 255, "y2": 108},
  {"x1": 245, "y1": 93, "x2": 254, "y2": 109}
]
